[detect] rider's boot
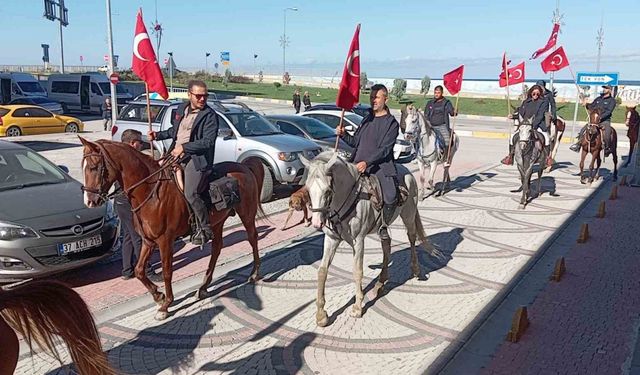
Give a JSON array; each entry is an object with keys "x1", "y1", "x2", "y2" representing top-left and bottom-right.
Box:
[
  {"x1": 190, "y1": 199, "x2": 214, "y2": 246},
  {"x1": 569, "y1": 126, "x2": 586, "y2": 152},
  {"x1": 378, "y1": 203, "x2": 396, "y2": 241},
  {"x1": 501, "y1": 144, "x2": 515, "y2": 165}
]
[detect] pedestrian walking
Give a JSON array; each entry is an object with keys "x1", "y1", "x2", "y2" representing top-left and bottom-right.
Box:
[
  {"x1": 303, "y1": 91, "x2": 311, "y2": 111},
  {"x1": 102, "y1": 97, "x2": 112, "y2": 131},
  {"x1": 293, "y1": 89, "x2": 301, "y2": 114}
]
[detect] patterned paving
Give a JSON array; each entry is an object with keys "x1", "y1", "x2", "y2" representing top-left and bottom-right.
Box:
[{"x1": 16, "y1": 162, "x2": 604, "y2": 375}]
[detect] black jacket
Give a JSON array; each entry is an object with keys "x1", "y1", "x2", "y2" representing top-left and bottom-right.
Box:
[
  {"x1": 156, "y1": 102, "x2": 219, "y2": 171},
  {"x1": 342, "y1": 112, "x2": 399, "y2": 176},
  {"x1": 425, "y1": 98, "x2": 455, "y2": 128},
  {"x1": 303, "y1": 95, "x2": 311, "y2": 107},
  {"x1": 543, "y1": 89, "x2": 557, "y2": 120},
  {"x1": 518, "y1": 97, "x2": 547, "y2": 131},
  {"x1": 293, "y1": 93, "x2": 301, "y2": 107},
  {"x1": 587, "y1": 94, "x2": 616, "y2": 123}
]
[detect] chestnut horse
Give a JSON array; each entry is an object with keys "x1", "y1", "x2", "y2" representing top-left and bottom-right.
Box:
[
  {"x1": 578, "y1": 108, "x2": 618, "y2": 183},
  {"x1": 80, "y1": 138, "x2": 265, "y2": 320},
  {"x1": 0, "y1": 280, "x2": 113, "y2": 375},
  {"x1": 625, "y1": 106, "x2": 639, "y2": 167}
]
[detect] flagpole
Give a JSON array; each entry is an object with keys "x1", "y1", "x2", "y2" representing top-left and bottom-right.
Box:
[
  {"x1": 446, "y1": 92, "x2": 460, "y2": 165},
  {"x1": 145, "y1": 82, "x2": 155, "y2": 159},
  {"x1": 334, "y1": 109, "x2": 345, "y2": 152},
  {"x1": 504, "y1": 52, "x2": 512, "y2": 147}
]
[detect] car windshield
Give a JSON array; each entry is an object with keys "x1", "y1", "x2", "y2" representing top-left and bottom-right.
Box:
[
  {"x1": 17, "y1": 82, "x2": 45, "y2": 93},
  {"x1": 99, "y1": 82, "x2": 128, "y2": 94},
  {"x1": 345, "y1": 113, "x2": 364, "y2": 125},
  {"x1": 0, "y1": 148, "x2": 66, "y2": 191},
  {"x1": 226, "y1": 113, "x2": 283, "y2": 136},
  {"x1": 289, "y1": 117, "x2": 336, "y2": 139}
]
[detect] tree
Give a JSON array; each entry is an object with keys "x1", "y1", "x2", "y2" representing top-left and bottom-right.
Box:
[
  {"x1": 420, "y1": 75, "x2": 431, "y2": 97},
  {"x1": 360, "y1": 72, "x2": 368, "y2": 91},
  {"x1": 391, "y1": 78, "x2": 407, "y2": 101}
]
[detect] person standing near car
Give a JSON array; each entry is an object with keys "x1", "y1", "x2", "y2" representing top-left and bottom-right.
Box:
[
  {"x1": 102, "y1": 97, "x2": 112, "y2": 131},
  {"x1": 303, "y1": 91, "x2": 312, "y2": 111},
  {"x1": 293, "y1": 89, "x2": 301, "y2": 114},
  {"x1": 116, "y1": 129, "x2": 160, "y2": 281}
]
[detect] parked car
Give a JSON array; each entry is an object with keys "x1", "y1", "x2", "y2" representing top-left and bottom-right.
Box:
[
  {"x1": 300, "y1": 110, "x2": 414, "y2": 161},
  {"x1": 112, "y1": 99, "x2": 322, "y2": 202},
  {"x1": 306, "y1": 103, "x2": 372, "y2": 118},
  {"x1": 8, "y1": 96, "x2": 64, "y2": 114},
  {"x1": 0, "y1": 105, "x2": 84, "y2": 137},
  {"x1": 0, "y1": 140, "x2": 119, "y2": 282},
  {"x1": 47, "y1": 73, "x2": 133, "y2": 114},
  {"x1": 266, "y1": 114, "x2": 353, "y2": 159}
]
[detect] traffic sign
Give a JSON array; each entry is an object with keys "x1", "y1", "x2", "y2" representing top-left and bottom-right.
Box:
[
  {"x1": 109, "y1": 73, "x2": 120, "y2": 85},
  {"x1": 576, "y1": 72, "x2": 619, "y2": 86}
]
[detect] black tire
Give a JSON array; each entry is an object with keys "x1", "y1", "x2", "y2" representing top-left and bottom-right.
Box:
[
  {"x1": 5, "y1": 126, "x2": 21, "y2": 137},
  {"x1": 65, "y1": 122, "x2": 79, "y2": 133},
  {"x1": 260, "y1": 163, "x2": 274, "y2": 203}
]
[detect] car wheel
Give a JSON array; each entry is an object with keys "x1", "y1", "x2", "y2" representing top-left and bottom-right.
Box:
[
  {"x1": 65, "y1": 122, "x2": 79, "y2": 133},
  {"x1": 260, "y1": 163, "x2": 274, "y2": 203},
  {"x1": 6, "y1": 126, "x2": 21, "y2": 137}
]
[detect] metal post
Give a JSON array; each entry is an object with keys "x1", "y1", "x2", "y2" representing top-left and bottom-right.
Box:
[
  {"x1": 58, "y1": 20, "x2": 65, "y2": 73},
  {"x1": 282, "y1": 9, "x2": 286, "y2": 77},
  {"x1": 571, "y1": 91, "x2": 580, "y2": 140},
  {"x1": 106, "y1": 0, "x2": 118, "y2": 128}
]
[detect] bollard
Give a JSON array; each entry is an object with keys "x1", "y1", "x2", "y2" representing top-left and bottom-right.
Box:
[
  {"x1": 596, "y1": 201, "x2": 606, "y2": 218},
  {"x1": 506, "y1": 306, "x2": 530, "y2": 343},
  {"x1": 549, "y1": 257, "x2": 566, "y2": 282},
  {"x1": 609, "y1": 185, "x2": 618, "y2": 200},
  {"x1": 577, "y1": 223, "x2": 589, "y2": 243}
]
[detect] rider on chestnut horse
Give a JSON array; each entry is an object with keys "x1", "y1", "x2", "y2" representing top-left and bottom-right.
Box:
[
  {"x1": 570, "y1": 85, "x2": 617, "y2": 155},
  {"x1": 148, "y1": 80, "x2": 217, "y2": 245}
]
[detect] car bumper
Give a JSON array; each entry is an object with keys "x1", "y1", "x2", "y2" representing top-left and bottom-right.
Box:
[
  {"x1": 394, "y1": 143, "x2": 414, "y2": 160},
  {"x1": 0, "y1": 217, "x2": 119, "y2": 282},
  {"x1": 274, "y1": 159, "x2": 307, "y2": 184}
]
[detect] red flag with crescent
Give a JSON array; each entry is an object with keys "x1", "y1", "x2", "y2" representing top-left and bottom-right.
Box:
[
  {"x1": 540, "y1": 46, "x2": 570, "y2": 73},
  {"x1": 531, "y1": 23, "x2": 560, "y2": 60},
  {"x1": 336, "y1": 24, "x2": 360, "y2": 110},
  {"x1": 443, "y1": 65, "x2": 464, "y2": 96},
  {"x1": 499, "y1": 61, "x2": 525, "y2": 87},
  {"x1": 132, "y1": 9, "x2": 168, "y2": 100}
]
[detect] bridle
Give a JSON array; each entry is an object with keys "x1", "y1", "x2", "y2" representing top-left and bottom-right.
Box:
[
  {"x1": 80, "y1": 143, "x2": 120, "y2": 202},
  {"x1": 308, "y1": 169, "x2": 363, "y2": 232}
]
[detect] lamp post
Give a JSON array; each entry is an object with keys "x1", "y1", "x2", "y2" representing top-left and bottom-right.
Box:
[
  {"x1": 168, "y1": 52, "x2": 174, "y2": 93},
  {"x1": 105, "y1": 0, "x2": 117, "y2": 127},
  {"x1": 281, "y1": 7, "x2": 298, "y2": 78},
  {"x1": 205, "y1": 52, "x2": 210, "y2": 73}
]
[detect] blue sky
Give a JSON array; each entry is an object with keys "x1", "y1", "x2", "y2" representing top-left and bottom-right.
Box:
[{"x1": 1, "y1": 0, "x2": 639, "y2": 79}]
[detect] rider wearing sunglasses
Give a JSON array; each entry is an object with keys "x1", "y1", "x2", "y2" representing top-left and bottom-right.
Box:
[{"x1": 148, "y1": 80, "x2": 218, "y2": 245}]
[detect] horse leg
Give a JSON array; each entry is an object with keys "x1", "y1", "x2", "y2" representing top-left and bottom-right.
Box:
[
  {"x1": 588, "y1": 154, "x2": 597, "y2": 183},
  {"x1": 316, "y1": 236, "x2": 340, "y2": 327},
  {"x1": 155, "y1": 237, "x2": 176, "y2": 321},
  {"x1": 135, "y1": 240, "x2": 163, "y2": 305},
  {"x1": 418, "y1": 161, "x2": 426, "y2": 198},
  {"x1": 429, "y1": 160, "x2": 437, "y2": 191},
  {"x1": 0, "y1": 317, "x2": 19, "y2": 375},
  {"x1": 626, "y1": 142, "x2": 634, "y2": 167},
  {"x1": 197, "y1": 222, "x2": 224, "y2": 300},
  {"x1": 536, "y1": 161, "x2": 544, "y2": 198},
  {"x1": 240, "y1": 212, "x2": 261, "y2": 283},
  {"x1": 350, "y1": 238, "x2": 365, "y2": 319},
  {"x1": 579, "y1": 150, "x2": 587, "y2": 183},
  {"x1": 375, "y1": 238, "x2": 391, "y2": 296}
]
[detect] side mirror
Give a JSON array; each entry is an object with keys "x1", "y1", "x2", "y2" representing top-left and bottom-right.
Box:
[
  {"x1": 218, "y1": 128, "x2": 234, "y2": 140},
  {"x1": 58, "y1": 165, "x2": 69, "y2": 173},
  {"x1": 344, "y1": 124, "x2": 355, "y2": 133}
]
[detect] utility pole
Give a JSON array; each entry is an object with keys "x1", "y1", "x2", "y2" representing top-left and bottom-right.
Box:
[
  {"x1": 43, "y1": 0, "x2": 68, "y2": 73},
  {"x1": 106, "y1": 0, "x2": 118, "y2": 127},
  {"x1": 280, "y1": 7, "x2": 298, "y2": 79},
  {"x1": 596, "y1": 14, "x2": 604, "y2": 72}
]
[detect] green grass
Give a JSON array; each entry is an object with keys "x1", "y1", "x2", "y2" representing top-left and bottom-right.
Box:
[{"x1": 174, "y1": 80, "x2": 628, "y2": 124}]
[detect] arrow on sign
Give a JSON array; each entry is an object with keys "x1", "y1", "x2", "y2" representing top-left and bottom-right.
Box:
[{"x1": 580, "y1": 75, "x2": 615, "y2": 83}]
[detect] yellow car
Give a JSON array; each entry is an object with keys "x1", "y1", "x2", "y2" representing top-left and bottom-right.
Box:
[{"x1": 0, "y1": 105, "x2": 84, "y2": 137}]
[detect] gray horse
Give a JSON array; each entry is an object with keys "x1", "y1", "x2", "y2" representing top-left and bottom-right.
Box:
[
  {"x1": 300, "y1": 152, "x2": 440, "y2": 327},
  {"x1": 513, "y1": 116, "x2": 548, "y2": 208},
  {"x1": 404, "y1": 106, "x2": 459, "y2": 198}
]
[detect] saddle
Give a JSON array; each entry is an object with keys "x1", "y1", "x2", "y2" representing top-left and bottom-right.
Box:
[
  {"x1": 360, "y1": 175, "x2": 409, "y2": 211},
  {"x1": 173, "y1": 166, "x2": 241, "y2": 211}
]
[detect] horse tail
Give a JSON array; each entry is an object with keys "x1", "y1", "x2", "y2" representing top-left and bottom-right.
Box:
[
  {"x1": 242, "y1": 157, "x2": 269, "y2": 222},
  {"x1": 413, "y1": 210, "x2": 444, "y2": 260},
  {"x1": 0, "y1": 280, "x2": 114, "y2": 375}
]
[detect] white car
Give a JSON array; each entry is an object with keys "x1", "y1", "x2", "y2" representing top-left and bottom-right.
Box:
[{"x1": 300, "y1": 110, "x2": 413, "y2": 160}]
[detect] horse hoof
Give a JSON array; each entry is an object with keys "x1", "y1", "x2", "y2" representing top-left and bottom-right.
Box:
[
  {"x1": 350, "y1": 306, "x2": 363, "y2": 318},
  {"x1": 248, "y1": 274, "x2": 259, "y2": 284},
  {"x1": 196, "y1": 288, "x2": 208, "y2": 300},
  {"x1": 154, "y1": 293, "x2": 166, "y2": 306},
  {"x1": 305, "y1": 221, "x2": 312, "y2": 227},
  {"x1": 519, "y1": 204, "x2": 526, "y2": 210},
  {"x1": 374, "y1": 282, "x2": 386, "y2": 297},
  {"x1": 154, "y1": 311, "x2": 169, "y2": 321},
  {"x1": 316, "y1": 310, "x2": 329, "y2": 327},
  {"x1": 412, "y1": 267, "x2": 420, "y2": 279}
]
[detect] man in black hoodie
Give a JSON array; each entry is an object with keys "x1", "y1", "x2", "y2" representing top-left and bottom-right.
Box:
[
  {"x1": 337, "y1": 84, "x2": 399, "y2": 240},
  {"x1": 570, "y1": 85, "x2": 617, "y2": 155},
  {"x1": 148, "y1": 80, "x2": 218, "y2": 245}
]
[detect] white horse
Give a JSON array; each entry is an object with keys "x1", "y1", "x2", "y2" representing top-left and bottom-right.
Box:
[
  {"x1": 300, "y1": 152, "x2": 440, "y2": 327},
  {"x1": 404, "y1": 106, "x2": 459, "y2": 198}
]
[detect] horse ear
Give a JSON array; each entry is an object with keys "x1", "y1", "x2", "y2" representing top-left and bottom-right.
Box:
[{"x1": 78, "y1": 136, "x2": 98, "y2": 151}]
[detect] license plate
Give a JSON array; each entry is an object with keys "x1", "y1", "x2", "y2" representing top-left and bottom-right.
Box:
[{"x1": 58, "y1": 235, "x2": 102, "y2": 255}]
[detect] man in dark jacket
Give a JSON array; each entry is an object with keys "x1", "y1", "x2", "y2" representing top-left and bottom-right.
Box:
[
  {"x1": 303, "y1": 91, "x2": 312, "y2": 111},
  {"x1": 148, "y1": 80, "x2": 218, "y2": 245},
  {"x1": 293, "y1": 89, "x2": 301, "y2": 114},
  {"x1": 536, "y1": 79, "x2": 557, "y2": 127},
  {"x1": 424, "y1": 85, "x2": 457, "y2": 164},
  {"x1": 570, "y1": 85, "x2": 617, "y2": 154},
  {"x1": 337, "y1": 84, "x2": 399, "y2": 240}
]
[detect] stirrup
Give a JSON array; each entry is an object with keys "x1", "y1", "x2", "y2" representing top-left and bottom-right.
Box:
[{"x1": 378, "y1": 226, "x2": 390, "y2": 241}]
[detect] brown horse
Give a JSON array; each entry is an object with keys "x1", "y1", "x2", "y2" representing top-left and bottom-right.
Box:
[
  {"x1": 578, "y1": 108, "x2": 618, "y2": 183},
  {"x1": 0, "y1": 280, "x2": 113, "y2": 375},
  {"x1": 625, "y1": 106, "x2": 639, "y2": 167},
  {"x1": 79, "y1": 138, "x2": 265, "y2": 320}
]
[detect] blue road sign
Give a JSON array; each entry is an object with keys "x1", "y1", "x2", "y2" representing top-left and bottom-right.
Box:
[
  {"x1": 220, "y1": 51, "x2": 230, "y2": 62},
  {"x1": 576, "y1": 72, "x2": 619, "y2": 86}
]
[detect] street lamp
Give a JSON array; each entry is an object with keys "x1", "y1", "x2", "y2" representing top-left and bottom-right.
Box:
[
  {"x1": 168, "y1": 52, "x2": 174, "y2": 93},
  {"x1": 281, "y1": 7, "x2": 298, "y2": 78},
  {"x1": 205, "y1": 52, "x2": 211, "y2": 73}
]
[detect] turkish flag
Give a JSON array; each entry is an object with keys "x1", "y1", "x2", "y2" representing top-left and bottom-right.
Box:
[
  {"x1": 336, "y1": 24, "x2": 360, "y2": 110},
  {"x1": 531, "y1": 23, "x2": 560, "y2": 60},
  {"x1": 132, "y1": 9, "x2": 168, "y2": 100},
  {"x1": 540, "y1": 46, "x2": 570, "y2": 73},
  {"x1": 443, "y1": 65, "x2": 464, "y2": 96},
  {"x1": 499, "y1": 61, "x2": 525, "y2": 87}
]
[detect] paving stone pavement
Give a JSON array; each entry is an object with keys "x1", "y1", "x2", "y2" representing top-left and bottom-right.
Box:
[{"x1": 14, "y1": 161, "x2": 608, "y2": 374}]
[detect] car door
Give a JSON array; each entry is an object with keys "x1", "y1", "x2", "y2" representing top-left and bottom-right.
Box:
[
  {"x1": 80, "y1": 75, "x2": 91, "y2": 112},
  {"x1": 214, "y1": 115, "x2": 237, "y2": 163},
  {"x1": 28, "y1": 107, "x2": 61, "y2": 134},
  {"x1": 90, "y1": 82, "x2": 104, "y2": 112},
  {"x1": 11, "y1": 108, "x2": 36, "y2": 135}
]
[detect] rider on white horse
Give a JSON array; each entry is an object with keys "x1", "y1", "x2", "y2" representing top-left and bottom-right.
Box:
[
  {"x1": 424, "y1": 86, "x2": 457, "y2": 166},
  {"x1": 537, "y1": 79, "x2": 557, "y2": 129},
  {"x1": 501, "y1": 85, "x2": 551, "y2": 166}
]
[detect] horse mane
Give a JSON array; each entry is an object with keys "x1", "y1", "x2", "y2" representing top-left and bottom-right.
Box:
[
  {"x1": 313, "y1": 151, "x2": 359, "y2": 180},
  {"x1": 95, "y1": 140, "x2": 160, "y2": 175}
]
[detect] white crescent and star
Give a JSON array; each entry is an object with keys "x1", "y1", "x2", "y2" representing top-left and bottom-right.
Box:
[
  {"x1": 133, "y1": 32, "x2": 150, "y2": 62},
  {"x1": 511, "y1": 69, "x2": 523, "y2": 80},
  {"x1": 346, "y1": 50, "x2": 360, "y2": 78},
  {"x1": 551, "y1": 54, "x2": 563, "y2": 65}
]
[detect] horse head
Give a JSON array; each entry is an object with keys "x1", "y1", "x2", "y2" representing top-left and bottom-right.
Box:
[
  {"x1": 587, "y1": 107, "x2": 602, "y2": 135},
  {"x1": 404, "y1": 105, "x2": 422, "y2": 136},
  {"x1": 517, "y1": 116, "x2": 535, "y2": 145},
  {"x1": 79, "y1": 137, "x2": 121, "y2": 208}
]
